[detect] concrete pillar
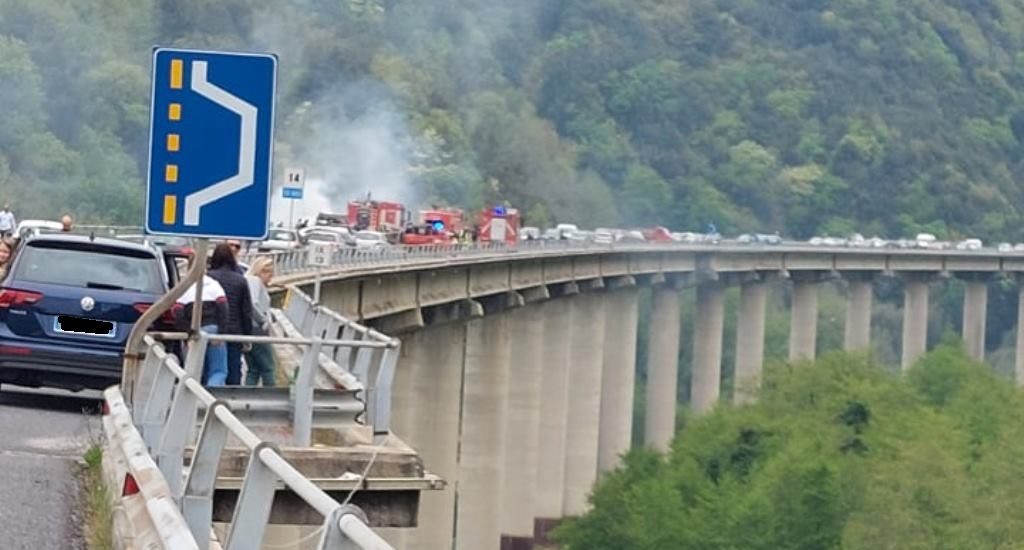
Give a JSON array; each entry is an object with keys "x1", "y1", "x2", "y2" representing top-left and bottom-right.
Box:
[
  {"x1": 962, "y1": 280, "x2": 988, "y2": 362},
  {"x1": 404, "y1": 324, "x2": 464, "y2": 550},
  {"x1": 691, "y1": 283, "x2": 725, "y2": 415},
  {"x1": 500, "y1": 307, "x2": 545, "y2": 547},
  {"x1": 789, "y1": 279, "x2": 819, "y2": 362},
  {"x1": 844, "y1": 279, "x2": 873, "y2": 351},
  {"x1": 533, "y1": 298, "x2": 573, "y2": 541},
  {"x1": 1015, "y1": 285, "x2": 1024, "y2": 387},
  {"x1": 598, "y1": 288, "x2": 640, "y2": 473},
  {"x1": 734, "y1": 280, "x2": 767, "y2": 404},
  {"x1": 644, "y1": 286, "x2": 681, "y2": 451},
  {"x1": 456, "y1": 314, "x2": 511, "y2": 550},
  {"x1": 901, "y1": 278, "x2": 930, "y2": 371},
  {"x1": 562, "y1": 292, "x2": 606, "y2": 516}
]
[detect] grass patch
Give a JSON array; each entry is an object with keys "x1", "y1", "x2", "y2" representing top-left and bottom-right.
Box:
[{"x1": 81, "y1": 445, "x2": 113, "y2": 550}]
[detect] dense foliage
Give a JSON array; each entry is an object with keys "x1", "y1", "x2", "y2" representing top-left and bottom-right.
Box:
[
  {"x1": 3, "y1": 0, "x2": 1024, "y2": 238},
  {"x1": 565, "y1": 344, "x2": 1024, "y2": 549}
]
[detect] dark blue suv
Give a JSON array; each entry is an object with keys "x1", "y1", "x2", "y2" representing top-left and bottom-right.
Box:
[{"x1": 0, "y1": 234, "x2": 175, "y2": 391}]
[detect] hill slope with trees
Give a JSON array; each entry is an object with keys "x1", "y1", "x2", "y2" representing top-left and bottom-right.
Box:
[{"x1": 1, "y1": 0, "x2": 1023, "y2": 240}]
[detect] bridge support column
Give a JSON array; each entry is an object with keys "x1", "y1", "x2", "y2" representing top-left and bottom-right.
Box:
[
  {"x1": 844, "y1": 278, "x2": 873, "y2": 352},
  {"x1": 901, "y1": 277, "x2": 930, "y2": 371},
  {"x1": 456, "y1": 313, "x2": 511, "y2": 550},
  {"x1": 1016, "y1": 284, "x2": 1024, "y2": 387},
  {"x1": 734, "y1": 279, "x2": 767, "y2": 404},
  {"x1": 789, "y1": 278, "x2": 819, "y2": 362},
  {"x1": 644, "y1": 285, "x2": 681, "y2": 450},
  {"x1": 501, "y1": 308, "x2": 544, "y2": 547},
  {"x1": 405, "y1": 323, "x2": 464, "y2": 550},
  {"x1": 562, "y1": 292, "x2": 606, "y2": 516},
  {"x1": 598, "y1": 287, "x2": 639, "y2": 474},
  {"x1": 534, "y1": 297, "x2": 573, "y2": 542},
  {"x1": 962, "y1": 279, "x2": 988, "y2": 362},
  {"x1": 691, "y1": 283, "x2": 724, "y2": 415}
]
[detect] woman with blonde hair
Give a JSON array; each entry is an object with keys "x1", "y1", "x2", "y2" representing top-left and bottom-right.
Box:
[
  {"x1": 244, "y1": 256, "x2": 277, "y2": 386},
  {"x1": 0, "y1": 238, "x2": 16, "y2": 278}
]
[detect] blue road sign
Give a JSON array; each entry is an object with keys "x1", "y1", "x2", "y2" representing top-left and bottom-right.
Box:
[
  {"x1": 145, "y1": 48, "x2": 277, "y2": 239},
  {"x1": 282, "y1": 187, "x2": 303, "y2": 199}
]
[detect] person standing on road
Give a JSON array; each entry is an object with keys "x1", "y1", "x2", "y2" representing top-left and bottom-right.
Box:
[
  {"x1": 172, "y1": 274, "x2": 229, "y2": 386},
  {"x1": 244, "y1": 256, "x2": 278, "y2": 386},
  {"x1": 226, "y1": 239, "x2": 247, "y2": 274},
  {"x1": 207, "y1": 243, "x2": 253, "y2": 385},
  {"x1": 0, "y1": 205, "x2": 16, "y2": 238}
]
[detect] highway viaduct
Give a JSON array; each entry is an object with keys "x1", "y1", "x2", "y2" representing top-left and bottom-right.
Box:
[{"x1": 275, "y1": 242, "x2": 1024, "y2": 549}]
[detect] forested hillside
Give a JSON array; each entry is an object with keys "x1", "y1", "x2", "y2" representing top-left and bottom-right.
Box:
[
  {"x1": 3, "y1": 0, "x2": 1024, "y2": 239},
  {"x1": 559, "y1": 345, "x2": 1024, "y2": 549}
]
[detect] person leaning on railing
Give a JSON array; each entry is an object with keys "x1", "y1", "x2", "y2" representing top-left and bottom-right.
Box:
[
  {"x1": 244, "y1": 256, "x2": 278, "y2": 386},
  {"x1": 172, "y1": 274, "x2": 229, "y2": 386}
]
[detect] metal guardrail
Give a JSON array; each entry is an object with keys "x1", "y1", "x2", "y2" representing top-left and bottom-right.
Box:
[{"x1": 128, "y1": 333, "x2": 395, "y2": 549}]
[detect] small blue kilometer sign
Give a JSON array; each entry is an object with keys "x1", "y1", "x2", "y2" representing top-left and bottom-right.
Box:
[
  {"x1": 145, "y1": 47, "x2": 278, "y2": 239},
  {"x1": 282, "y1": 187, "x2": 303, "y2": 199}
]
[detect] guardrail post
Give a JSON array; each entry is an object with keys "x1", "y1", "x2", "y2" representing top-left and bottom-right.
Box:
[
  {"x1": 133, "y1": 348, "x2": 164, "y2": 411},
  {"x1": 367, "y1": 342, "x2": 400, "y2": 442},
  {"x1": 225, "y1": 443, "x2": 279, "y2": 550},
  {"x1": 157, "y1": 375, "x2": 201, "y2": 499},
  {"x1": 317, "y1": 505, "x2": 380, "y2": 549},
  {"x1": 140, "y1": 358, "x2": 176, "y2": 450},
  {"x1": 181, "y1": 401, "x2": 230, "y2": 548},
  {"x1": 183, "y1": 335, "x2": 209, "y2": 380},
  {"x1": 292, "y1": 338, "x2": 323, "y2": 447}
]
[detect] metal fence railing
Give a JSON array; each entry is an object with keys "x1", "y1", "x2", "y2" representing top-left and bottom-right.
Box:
[{"x1": 128, "y1": 332, "x2": 396, "y2": 549}]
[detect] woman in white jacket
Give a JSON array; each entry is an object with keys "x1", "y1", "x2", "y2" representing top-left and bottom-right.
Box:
[{"x1": 244, "y1": 257, "x2": 278, "y2": 386}]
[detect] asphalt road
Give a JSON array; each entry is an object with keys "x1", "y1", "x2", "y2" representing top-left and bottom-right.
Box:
[{"x1": 0, "y1": 386, "x2": 102, "y2": 550}]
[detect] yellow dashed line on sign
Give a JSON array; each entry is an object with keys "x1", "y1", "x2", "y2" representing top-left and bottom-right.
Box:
[
  {"x1": 165, "y1": 164, "x2": 178, "y2": 183},
  {"x1": 168, "y1": 103, "x2": 181, "y2": 121},
  {"x1": 166, "y1": 133, "x2": 180, "y2": 152},
  {"x1": 163, "y1": 195, "x2": 177, "y2": 224},
  {"x1": 170, "y1": 59, "x2": 183, "y2": 89}
]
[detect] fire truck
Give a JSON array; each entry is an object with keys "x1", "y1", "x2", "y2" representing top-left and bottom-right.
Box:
[
  {"x1": 475, "y1": 205, "x2": 520, "y2": 244},
  {"x1": 418, "y1": 207, "x2": 465, "y2": 235},
  {"x1": 347, "y1": 196, "x2": 408, "y2": 232}
]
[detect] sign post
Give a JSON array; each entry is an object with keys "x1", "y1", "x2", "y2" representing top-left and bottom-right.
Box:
[
  {"x1": 283, "y1": 167, "x2": 306, "y2": 229},
  {"x1": 133, "y1": 47, "x2": 278, "y2": 387},
  {"x1": 307, "y1": 242, "x2": 331, "y2": 303}
]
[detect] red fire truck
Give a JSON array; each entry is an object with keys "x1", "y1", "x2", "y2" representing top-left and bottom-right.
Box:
[
  {"x1": 347, "y1": 197, "x2": 408, "y2": 232},
  {"x1": 475, "y1": 205, "x2": 520, "y2": 244}
]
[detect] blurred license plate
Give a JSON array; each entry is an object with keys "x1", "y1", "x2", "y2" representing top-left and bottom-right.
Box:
[{"x1": 55, "y1": 315, "x2": 115, "y2": 338}]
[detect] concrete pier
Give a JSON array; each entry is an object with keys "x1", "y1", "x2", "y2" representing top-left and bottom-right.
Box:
[
  {"x1": 500, "y1": 308, "x2": 545, "y2": 547},
  {"x1": 691, "y1": 283, "x2": 724, "y2": 415},
  {"x1": 456, "y1": 314, "x2": 512, "y2": 550},
  {"x1": 962, "y1": 280, "x2": 987, "y2": 362},
  {"x1": 562, "y1": 293, "x2": 606, "y2": 516},
  {"x1": 901, "y1": 278, "x2": 930, "y2": 371},
  {"x1": 844, "y1": 279, "x2": 873, "y2": 351},
  {"x1": 734, "y1": 280, "x2": 767, "y2": 404},
  {"x1": 598, "y1": 288, "x2": 639, "y2": 474},
  {"x1": 789, "y1": 278, "x2": 819, "y2": 362},
  {"x1": 533, "y1": 298, "x2": 573, "y2": 541},
  {"x1": 644, "y1": 286, "x2": 681, "y2": 451}
]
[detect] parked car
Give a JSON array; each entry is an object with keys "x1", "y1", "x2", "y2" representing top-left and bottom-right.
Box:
[
  {"x1": 847, "y1": 233, "x2": 866, "y2": 247},
  {"x1": 302, "y1": 227, "x2": 354, "y2": 248},
  {"x1": 867, "y1": 237, "x2": 887, "y2": 248},
  {"x1": 15, "y1": 220, "x2": 63, "y2": 240},
  {"x1": 555, "y1": 223, "x2": 579, "y2": 240},
  {"x1": 593, "y1": 228, "x2": 615, "y2": 245},
  {"x1": 955, "y1": 238, "x2": 983, "y2": 251},
  {"x1": 519, "y1": 227, "x2": 541, "y2": 241},
  {"x1": 353, "y1": 230, "x2": 390, "y2": 250},
  {"x1": 998, "y1": 242, "x2": 1013, "y2": 253},
  {"x1": 0, "y1": 234, "x2": 175, "y2": 391},
  {"x1": 259, "y1": 228, "x2": 302, "y2": 252},
  {"x1": 914, "y1": 233, "x2": 937, "y2": 249},
  {"x1": 741, "y1": 233, "x2": 783, "y2": 245}
]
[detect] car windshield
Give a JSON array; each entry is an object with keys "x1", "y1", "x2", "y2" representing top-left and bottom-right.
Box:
[
  {"x1": 356, "y1": 232, "x2": 383, "y2": 241},
  {"x1": 268, "y1": 230, "x2": 295, "y2": 241},
  {"x1": 13, "y1": 242, "x2": 163, "y2": 293},
  {"x1": 306, "y1": 232, "x2": 337, "y2": 242}
]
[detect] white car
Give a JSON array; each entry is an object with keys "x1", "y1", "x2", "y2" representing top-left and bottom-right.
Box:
[
  {"x1": 593, "y1": 228, "x2": 614, "y2": 244},
  {"x1": 555, "y1": 223, "x2": 579, "y2": 240},
  {"x1": 847, "y1": 233, "x2": 866, "y2": 247},
  {"x1": 353, "y1": 230, "x2": 389, "y2": 250},
  {"x1": 671, "y1": 231, "x2": 701, "y2": 243},
  {"x1": 303, "y1": 228, "x2": 353, "y2": 248},
  {"x1": 15, "y1": 219, "x2": 63, "y2": 239},
  {"x1": 867, "y1": 237, "x2": 887, "y2": 248},
  {"x1": 915, "y1": 233, "x2": 937, "y2": 249},
  {"x1": 519, "y1": 227, "x2": 541, "y2": 241},
  {"x1": 955, "y1": 238, "x2": 983, "y2": 251},
  {"x1": 998, "y1": 242, "x2": 1013, "y2": 253},
  {"x1": 259, "y1": 228, "x2": 302, "y2": 252}
]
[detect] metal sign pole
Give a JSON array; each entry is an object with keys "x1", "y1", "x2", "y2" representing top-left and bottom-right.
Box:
[
  {"x1": 314, "y1": 266, "x2": 322, "y2": 304},
  {"x1": 288, "y1": 198, "x2": 295, "y2": 230},
  {"x1": 190, "y1": 238, "x2": 208, "y2": 333}
]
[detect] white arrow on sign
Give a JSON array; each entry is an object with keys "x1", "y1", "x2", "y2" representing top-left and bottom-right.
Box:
[{"x1": 183, "y1": 60, "x2": 258, "y2": 226}]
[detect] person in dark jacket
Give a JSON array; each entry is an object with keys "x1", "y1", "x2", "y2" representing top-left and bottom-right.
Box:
[
  {"x1": 207, "y1": 243, "x2": 253, "y2": 385},
  {"x1": 172, "y1": 275, "x2": 229, "y2": 386}
]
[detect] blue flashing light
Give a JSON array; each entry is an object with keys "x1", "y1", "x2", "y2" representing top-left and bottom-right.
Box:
[
  {"x1": 493, "y1": 206, "x2": 506, "y2": 217},
  {"x1": 432, "y1": 220, "x2": 445, "y2": 231}
]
